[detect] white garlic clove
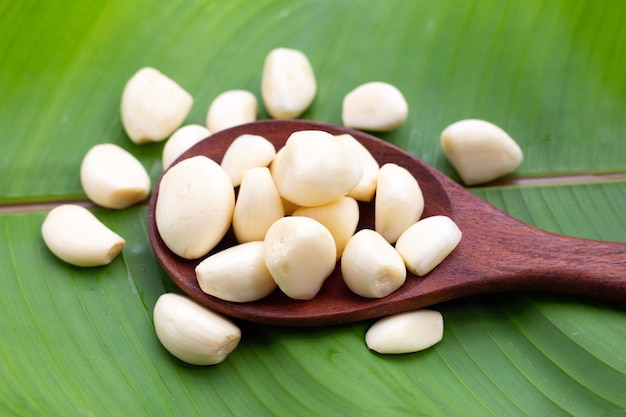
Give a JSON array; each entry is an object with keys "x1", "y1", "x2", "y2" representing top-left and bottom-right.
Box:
[
  {"x1": 232, "y1": 167, "x2": 285, "y2": 243},
  {"x1": 153, "y1": 293, "x2": 241, "y2": 365},
  {"x1": 121, "y1": 67, "x2": 193, "y2": 144},
  {"x1": 264, "y1": 216, "x2": 336, "y2": 300},
  {"x1": 80, "y1": 143, "x2": 151, "y2": 209},
  {"x1": 340, "y1": 229, "x2": 406, "y2": 298},
  {"x1": 342, "y1": 81, "x2": 408, "y2": 132},
  {"x1": 261, "y1": 47, "x2": 317, "y2": 119},
  {"x1": 269, "y1": 149, "x2": 300, "y2": 214},
  {"x1": 293, "y1": 196, "x2": 359, "y2": 260},
  {"x1": 334, "y1": 133, "x2": 380, "y2": 202},
  {"x1": 41, "y1": 204, "x2": 125, "y2": 267},
  {"x1": 155, "y1": 155, "x2": 234, "y2": 260},
  {"x1": 440, "y1": 119, "x2": 523, "y2": 185},
  {"x1": 375, "y1": 162, "x2": 424, "y2": 243},
  {"x1": 206, "y1": 89, "x2": 257, "y2": 133},
  {"x1": 271, "y1": 130, "x2": 362, "y2": 207},
  {"x1": 195, "y1": 241, "x2": 276, "y2": 303},
  {"x1": 365, "y1": 309, "x2": 444, "y2": 354},
  {"x1": 162, "y1": 124, "x2": 211, "y2": 170},
  {"x1": 220, "y1": 134, "x2": 276, "y2": 187},
  {"x1": 395, "y1": 215, "x2": 462, "y2": 276}
]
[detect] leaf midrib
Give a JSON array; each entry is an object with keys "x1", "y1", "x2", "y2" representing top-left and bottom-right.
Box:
[{"x1": 2, "y1": 171, "x2": 625, "y2": 215}]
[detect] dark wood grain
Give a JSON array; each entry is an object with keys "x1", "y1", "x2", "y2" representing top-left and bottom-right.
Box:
[{"x1": 148, "y1": 120, "x2": 626, "y2": 326}]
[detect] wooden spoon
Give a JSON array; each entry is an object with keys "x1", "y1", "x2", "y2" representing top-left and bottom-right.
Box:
[{"x1": 148, "y1": 120, "x2": 626, "y2": 326}]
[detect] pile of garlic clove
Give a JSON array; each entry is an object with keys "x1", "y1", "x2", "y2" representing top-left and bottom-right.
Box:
[
  {"x1": 155, "y1": 128, "x2": 463, "y2": 305},
  {"x1": 157, "y1": 127, "x2": 462, "y2": 362},
  {"x1": 39, "y1": 45, "x2": 525, "y2": 365}
]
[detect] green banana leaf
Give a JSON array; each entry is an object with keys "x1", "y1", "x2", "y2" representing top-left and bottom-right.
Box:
[{"x1": 1, "y1": 1, "x2": 624, "y2": 416}]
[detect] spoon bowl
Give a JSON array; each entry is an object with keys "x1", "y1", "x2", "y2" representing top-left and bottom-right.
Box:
[{"x1": 148, "y1": 120, "x2": 626, "y2": 326}]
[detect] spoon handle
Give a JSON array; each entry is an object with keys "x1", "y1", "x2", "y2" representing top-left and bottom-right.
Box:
[{"x1": 456, "y1": 196, "x2": 626, "y2": 304}]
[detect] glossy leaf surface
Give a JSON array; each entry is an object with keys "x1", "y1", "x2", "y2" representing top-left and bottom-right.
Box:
[{"x1": 1, "y1": 1, "x2": 624, "y2": 416}]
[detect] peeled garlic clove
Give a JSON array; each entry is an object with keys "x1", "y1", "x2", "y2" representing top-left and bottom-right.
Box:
[
  {"x1": 80, "y1": 143, "x2": 151, "y2": 209},
  {"x1": 264, "y1": 216, "x2": 336, "y2": 300},
  {"x1": 342, "y1": 82, "x2": 408, "y2": 132},
  {"x1": 153, "y1": 293, "x2": 241, "y2": 365},
  {"x1": 334, "y1": 134, "x2": 380, "y2": 202},
  {"x1": 261, "y1": 47, "x2": 317, "y2": 119},
  {"x1": 340, "y1": 229, "x2": 406, "y2": 298},
  {"x1": 155, "y1": 155, "x2": 234, "y2": 259},
  {"x1": 375, "y1": 163, "x2": 424, "y2": 243},
  {"x1": 365, "y1": 309, "x2": 444, "y2": 354},
  {"x1": 395, "y1": 215, "x2": 462, "y2": 276},
  {"x1": 271, "y1": 130, "x2": 362, "y2": 207},
  {"x1": 220, "y1": 134, "x2": 276, "y2": 187},
  {"x1": 121, "y1": 67, "x2": 193, "y2": 144},
  {"x1": 268, "y1": 147, "x2": 285, "y2": 180},
  {"x1": 206, "y1": 90, "x2": 257, "y2": 133},
  {"x1": 441, "y1": 119, "x2": 523, "y2": 185},
  {"x1": 41, "y1": 204, "x2": 125, "y2": 267},
  {"x1": 195, "y1": 241, "x2": 276, "y2": 302},
  {"x1": 232, "y1": 167, "x2": 284, "y2": 243},
  {"x1": 293, "y1": 196, "x2": 359, "y2": 260},
  {"x1": 270, "y1": 149, "x2": 300, "y2": 214},
  {"x1": 162, "y1": 124, "x2": 211, "y2": 170}
]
